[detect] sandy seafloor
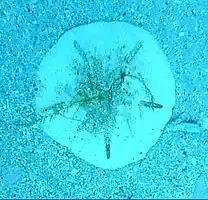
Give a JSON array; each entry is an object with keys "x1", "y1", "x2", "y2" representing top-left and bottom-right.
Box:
[{"x1": 0, "y1": 0, "x2": 208, "y2": 198}]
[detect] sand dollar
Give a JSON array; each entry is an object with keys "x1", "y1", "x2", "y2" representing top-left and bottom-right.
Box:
[{"x1": 35, "y1": 21, "x2": 175, "y2": 169}]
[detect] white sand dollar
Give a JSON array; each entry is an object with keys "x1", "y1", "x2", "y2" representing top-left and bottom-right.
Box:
[{"x1": 36, "y1": 21, "x2": 175, "y2": 169}]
